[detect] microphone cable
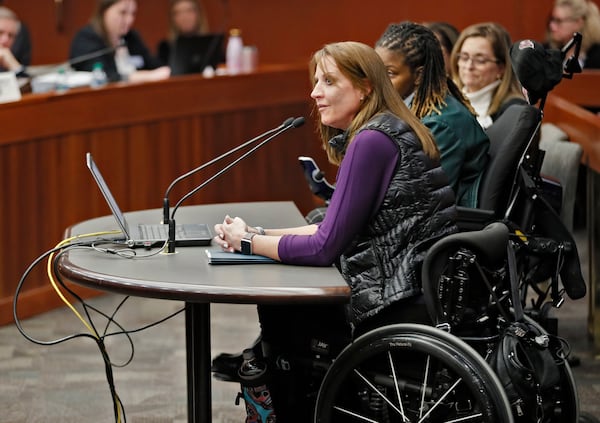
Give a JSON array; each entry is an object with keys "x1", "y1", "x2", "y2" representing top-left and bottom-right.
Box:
[
  {"x1": 14, "y1": 233, "x2": 126, "y2": 422},
  {"x1": 13, "y1": 231, "x2": 186, "y2": 423}
]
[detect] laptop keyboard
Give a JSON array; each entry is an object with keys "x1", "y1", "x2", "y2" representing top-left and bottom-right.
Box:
[
  {"x1": 139, "y1": 224, "x2": 169, "y2": 240},
  {"x1": 139, "y1": 223, "x2": 210, "y2": 240}
]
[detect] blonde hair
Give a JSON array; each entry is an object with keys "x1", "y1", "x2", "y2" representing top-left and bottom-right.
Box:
[
  {"x1": 547, "y1": 0, "x2": 600, "y2": 51},
  {"x1": 309, "y1": 41, "x2": 439, "y2": 166},
  {"x1": 450, "y1": 22, "x2": 524, "y2": 118}
]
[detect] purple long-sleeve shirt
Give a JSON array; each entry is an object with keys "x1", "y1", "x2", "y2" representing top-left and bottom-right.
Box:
[{"x1": 279, "y1": 129, "x2": 399, "y2": 265}]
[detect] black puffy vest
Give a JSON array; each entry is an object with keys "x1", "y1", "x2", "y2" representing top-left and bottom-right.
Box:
[{"x1": 339, "y1": 113, "x2": 458, "y2": 325}]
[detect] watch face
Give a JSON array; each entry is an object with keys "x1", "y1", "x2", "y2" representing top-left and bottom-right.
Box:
[{"x1": 241, "y1": 238, "x2": 252, "y2": 255}]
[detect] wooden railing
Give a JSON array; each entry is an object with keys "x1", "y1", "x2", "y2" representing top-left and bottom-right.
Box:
[
  {"x1": 544, "y1": 70, "x2": 600, "y2": 353},
  {"x1": 1, "y1": 64, "x2": 333, "y2": 325}
]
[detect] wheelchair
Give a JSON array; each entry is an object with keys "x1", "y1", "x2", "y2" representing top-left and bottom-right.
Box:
[
  {"x1": 289, "y1": 37, "x2": 588, "y2": 423},
  {"x1": 304, "y1": 136, "x2": 584, "y2": 422}
]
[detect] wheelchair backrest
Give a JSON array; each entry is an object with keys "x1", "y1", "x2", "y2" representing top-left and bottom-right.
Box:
[{"x1": 479, "y1": 104, "x2": 542, "y2": 215}]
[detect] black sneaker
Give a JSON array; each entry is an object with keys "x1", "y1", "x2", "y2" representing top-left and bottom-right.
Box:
[
  {"x1": 211, "y1": 352, "x2": 245, "y2": 382},
  {"x1": 211, "y1": 336, "x2": 262, "y2": 382}
]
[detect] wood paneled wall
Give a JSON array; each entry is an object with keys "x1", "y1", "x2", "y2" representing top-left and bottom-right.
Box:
[{"x1": 3, "y1": 0, "x2": 599, "y2": 67}]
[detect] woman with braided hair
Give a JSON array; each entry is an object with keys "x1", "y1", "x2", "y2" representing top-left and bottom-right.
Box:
[{"x1": 375, "y1": 21, "x2": 490, "y2": 207}]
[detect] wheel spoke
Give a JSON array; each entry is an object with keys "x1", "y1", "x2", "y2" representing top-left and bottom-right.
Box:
[
  {"x1": 353, "y1": 368, "x2": 405, "y2": 417},
  {"x1": 388, "y1": 350, "x2": 409, "y2": 422},
  {"x1": 445, "y1": 413, "x2": 484, "y2": 423},
  {"x1": 418, "y1": 378, "x2": 463, "y2": 423},
  {"x1": 333, "y1": 406, "x2": 378, "y2": 422},
  {"x1": 419, "y1": 354, "x2": 431, "y2": 419}
]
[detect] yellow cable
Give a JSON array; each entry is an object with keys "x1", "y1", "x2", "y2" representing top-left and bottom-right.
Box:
[
  {"x1": 46, "y1": 230, "x2": 125, "y2": 422},
  {"x1": 46, "y1": 230, "x2": 122, "y2": 337}
]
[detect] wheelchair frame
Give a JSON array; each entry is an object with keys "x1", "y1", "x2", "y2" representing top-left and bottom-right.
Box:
[{"x1": 310, "y1": 143, "x2": 584, "y2": 423}]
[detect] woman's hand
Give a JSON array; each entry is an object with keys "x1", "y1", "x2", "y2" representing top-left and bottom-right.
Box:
[{"x1": 213, "y1": 215, "x2": 247, "y2": 253}]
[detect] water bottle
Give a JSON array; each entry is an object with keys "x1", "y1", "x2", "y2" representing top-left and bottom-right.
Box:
[
  {"x1": 226, "y1": 28, "x2": 244, "y2": 75},
  {"x1": 237, "y1": 348, "x2": 276, "y2": 422},
  {"x1": 90, "y1": 62, "x2": 108, "y2": 88},
  {"x1": 55, "y1": 67, "x2": 69, "y2": 93}
]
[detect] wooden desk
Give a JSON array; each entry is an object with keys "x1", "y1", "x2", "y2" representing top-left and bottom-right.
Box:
[
  {"x1": 1, "y1": 64, "x2": 337, "y2": 325},
  {"x1": 57, "y1": 201, "x2": 350, "y2": 423}
]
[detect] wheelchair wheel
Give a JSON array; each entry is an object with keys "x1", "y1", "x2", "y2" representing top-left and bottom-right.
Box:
[{"x1": 314, "y1": 323, "x2": 513, "y2": 423}]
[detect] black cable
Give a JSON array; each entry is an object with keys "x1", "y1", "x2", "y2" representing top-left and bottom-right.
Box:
[
  {"x1": 13, "y1": 242, "x2": 99, "y2": 345},
  {"x1": 15, "y1": 240, "x2": 187, "y2": 423}
]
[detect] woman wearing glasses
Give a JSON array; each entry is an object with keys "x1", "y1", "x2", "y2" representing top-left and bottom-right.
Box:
[
  {"x1": 450, "y1": 22, "x2": 525, "y2": 128},
  {"x1": 546, "y1": 0, "x2": 600, "y2": 69}
]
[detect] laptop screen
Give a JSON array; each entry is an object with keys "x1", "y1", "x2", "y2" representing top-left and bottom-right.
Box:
[
  {"x1": 169, "y1": 33, "x2": 225, "y2": 76},
  {"x1": 86, "y1": 153, "x2": 131, "y2": 238}
]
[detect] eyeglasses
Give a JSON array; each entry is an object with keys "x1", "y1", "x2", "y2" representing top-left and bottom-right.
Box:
[
  {"x1": 548, "y1": 15, "x2": 578, "y2": 25},
  {"x1": 457, "y1": 53, "x2": 500, "y2": 66}
]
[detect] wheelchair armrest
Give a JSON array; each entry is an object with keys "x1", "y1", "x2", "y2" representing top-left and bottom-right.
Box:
[{"x1": 456, "y1": 206, "x2": 497, "y2": 231}]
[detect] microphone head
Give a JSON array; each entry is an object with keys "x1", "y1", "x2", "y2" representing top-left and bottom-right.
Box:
[
  {"x1": 291, "y1": 117, "x2": 306, "y2": 128},
  {"x1": 282, "y1": 117, "x2": 295, "y2": 127},
  {"x1": 510, "y1": 39, "x2": 563, "y2": 104}
]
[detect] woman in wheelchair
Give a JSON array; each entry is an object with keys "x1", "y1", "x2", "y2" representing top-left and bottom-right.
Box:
[{"x1": 213, "y1": 41, "x2": 458, "y2": 421}]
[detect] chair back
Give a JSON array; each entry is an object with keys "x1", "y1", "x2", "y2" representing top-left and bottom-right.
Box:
[{"x1": 478, "y1": 104, "x2": 542, "y2": 215}]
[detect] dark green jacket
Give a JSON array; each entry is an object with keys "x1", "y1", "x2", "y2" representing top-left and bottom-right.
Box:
[{"x1": 421, "y1": 94, "x2": 490, "y2": 208}]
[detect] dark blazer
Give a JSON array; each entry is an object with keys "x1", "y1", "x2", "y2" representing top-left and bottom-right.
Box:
[
  {"x1": 421, "y1": 94, "x2": 490, "y2": 208},
  {"x1": 11, "y1": 23, "x2": 31, "y2": 66},
  {"x1": 70, "y1": 25, "x2": 161, "y2": 82}
]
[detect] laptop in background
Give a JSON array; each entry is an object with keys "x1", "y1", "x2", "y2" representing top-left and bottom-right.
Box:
[
  {"x1": 169, "y1": 33, "x2": 225, "y2": 76},
  {"x1": 86, "y1": 153, "x2": 212, "y2": 248}
]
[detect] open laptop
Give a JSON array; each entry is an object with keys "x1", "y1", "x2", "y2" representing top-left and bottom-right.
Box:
[
  {"x1": 169, "y1": 33, "x2": 225, "y2": 76},
  {"x1": 86, "y1": 152, "x2": 212, "y2": 248}
]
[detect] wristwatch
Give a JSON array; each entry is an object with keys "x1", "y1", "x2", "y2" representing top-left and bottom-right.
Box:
[{"x1": 241, "y1": 232, "x2": 256, "y2": 255}]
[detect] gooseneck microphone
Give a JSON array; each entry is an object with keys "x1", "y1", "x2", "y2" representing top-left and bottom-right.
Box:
[
  {"x1": 165, "y1": 116, "x2": 305, "y2": 253},
  {"x1": 68, "y1": 38, "x2": 126, "y2": 67},
  {"x1": 28, "y1": 39, "x2": 127, "y2": 81},
  {"x1": 162, "y1": 116, "x2": 295, "y2": 225}
]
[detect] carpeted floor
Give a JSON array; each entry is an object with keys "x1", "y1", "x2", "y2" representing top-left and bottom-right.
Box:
[
  {"x1": 2, "y1": 297, "x2": 259, "y2": 423},
  {"x1": 1, "y1": 230, "x2": 599, "y2": 422}
]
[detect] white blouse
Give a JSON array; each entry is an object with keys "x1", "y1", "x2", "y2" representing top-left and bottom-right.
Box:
[{"x1": 464, "y1": 80, "x2": 501, "y2": 129}]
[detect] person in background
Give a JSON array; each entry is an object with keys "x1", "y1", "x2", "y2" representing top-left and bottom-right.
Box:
[
  {"x1": 70, "y1": 0, "x2": 170, "y2": 83},
  {"x1": 0, "y1": 6, "x2": 27, "y2": 76},
  {"x1": 546, "y1": 0, "x2": 600, "y2": 69},
  {"x1": 213, "y1": 41, "x2": 457, "y2": 421},
  {"x1": 424, "y1": 21, "x2": 460, "y2": 75},
  {"x1": 156, "y1": 0, "x2": 209, "y2": 66},
  {"x1": 375, "y1": 22, "x2": 489, "y2": 208},
  {"x1": 11, "y1": 21, "x2": 30, "y2": 66},
  {"x1": 450, "y1": 22, "x2": 526, "y2": 129}
]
